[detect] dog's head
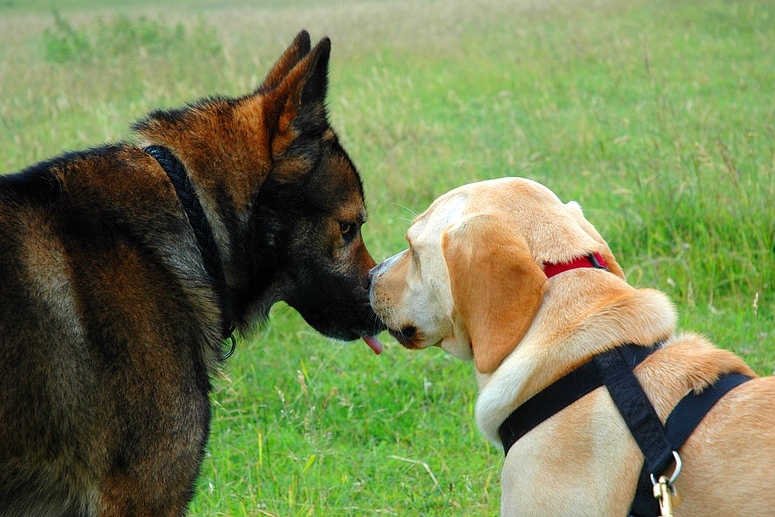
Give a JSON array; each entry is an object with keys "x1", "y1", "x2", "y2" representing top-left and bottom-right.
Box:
[
  {"x1": 370, "y1": 177, "x2": 624, "y2": 372},
  {"x1": 135, "y1": 31, "x2": 384, "y2": 346},
  {"x1": 245, "y1": 33, "x2": 384, "y2": 344}
]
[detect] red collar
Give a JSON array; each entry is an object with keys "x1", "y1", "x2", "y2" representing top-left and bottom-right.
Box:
[{"x1": 543, "y1": 252, "x2": 609, "y2": 279}]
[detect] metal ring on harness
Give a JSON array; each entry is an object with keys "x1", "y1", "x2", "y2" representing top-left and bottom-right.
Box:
[
  {"x1": 220, "y1": 332, "x2": 236, "y2": 361},
  {"x1": 650, "y1": 451, "x2": 682, "y2": 488}
]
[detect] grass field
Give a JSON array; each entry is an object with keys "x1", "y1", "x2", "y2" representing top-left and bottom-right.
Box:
[{"x1": 1, "y1": 0, "x2": 773, "y2": 515}]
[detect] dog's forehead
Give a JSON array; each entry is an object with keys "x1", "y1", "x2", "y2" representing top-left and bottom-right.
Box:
[
  {"x1": 464, "y1": 177, "x2": 563, "y2": 209},
  {"x1": 307, "y1": 141, "x2": 367, "y2": 220},
  {"x1": 407, "y1": 178, "x2": 533, "y2": 235},
  {"x1": 408, "y1": 191, "x2": 468, "y2": 244}
]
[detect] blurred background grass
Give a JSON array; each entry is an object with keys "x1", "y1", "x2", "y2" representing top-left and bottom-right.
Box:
[{"x1": 1, "y1": 0, "x2": 773, "y2": 515}]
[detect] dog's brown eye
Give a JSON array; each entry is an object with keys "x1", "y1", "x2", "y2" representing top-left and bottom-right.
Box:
[{"x1": 340, "y1": 222, "x2": 357, "y2": 242}]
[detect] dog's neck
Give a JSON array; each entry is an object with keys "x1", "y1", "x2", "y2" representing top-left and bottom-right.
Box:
[
  {"x1": 474, "y1": 271, "x2": 676, "y2": 445},
  {"x1": 145, "y1": 145, "x2": 236, "y2": 356}
]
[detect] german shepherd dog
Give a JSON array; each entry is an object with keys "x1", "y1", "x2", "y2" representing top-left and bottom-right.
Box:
[{"x1": 0, "y1": 31, "x2": 384, "y2": 516}]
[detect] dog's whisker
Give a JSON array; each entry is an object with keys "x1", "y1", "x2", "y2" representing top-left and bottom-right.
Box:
[{"x1": 394, "y1": 203, "x2": 418, "y2": 219}]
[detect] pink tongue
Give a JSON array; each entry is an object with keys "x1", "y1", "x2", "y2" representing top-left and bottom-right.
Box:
[{"x1": 362, "y1": 335, "x2": 383, "y2": 355}]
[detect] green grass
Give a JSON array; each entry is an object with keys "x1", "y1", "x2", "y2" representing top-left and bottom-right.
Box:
[{"x1": 1, "y1": 0, "x2": 773, "y2": 515}]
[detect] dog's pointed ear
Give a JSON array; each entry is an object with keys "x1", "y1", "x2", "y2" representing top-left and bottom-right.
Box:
[
  {"x1": 257, "y1": 30, "x2": 312, "y2": 93},
  {"x1": 564, "y1": 201, "x2": 625, "y2": 280},
  {"x1": 260, "y1": 37, "x2": 331, "y2": 157},
  {"x1": 442, "y1": 214, "x2": 547, "y2": 374}
]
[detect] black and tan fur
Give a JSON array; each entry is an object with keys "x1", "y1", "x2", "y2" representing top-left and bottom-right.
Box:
[{"x1": 0, "y1": 31, "x2": 383, "y2": 516}]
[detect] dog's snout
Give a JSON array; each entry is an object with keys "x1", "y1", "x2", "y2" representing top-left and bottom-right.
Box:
[
  {"x1": 368, "y1": 253, "x2": 395, "y2": 294},
  {"x1": 370, "y1": 250, "x2": 407, "y2": 283},
  {"x1": 369, "y1": 257, "x2": 388, "y2": 279},
  {"x1": 367, "y1": 264, "x2": 382, "y2": 293}
]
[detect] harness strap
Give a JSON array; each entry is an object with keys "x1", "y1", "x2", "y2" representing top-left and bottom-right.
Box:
[
  {"x1": 594, "y1": 347, "x2": 675, "y2": 480},
  {"x1": 628, "y1": 372, "x2": 751, "y2": 516},
  {"x1": 497, "y1": 341, "x2": 751, "y2": 517},
  {"x1": 499, "y1": 343, "x2": 660, "y2": 456}
]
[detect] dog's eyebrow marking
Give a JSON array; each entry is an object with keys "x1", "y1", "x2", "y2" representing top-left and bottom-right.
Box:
[
  {"x1": 335, "y1": 205, "x2": 367, "y2": 224},
  {"x1": 439, "y1": 194, "x2": 467, "y2": 227},
  {"x1": 407, "y1": 216, "x2": 426, "y2": 243}
]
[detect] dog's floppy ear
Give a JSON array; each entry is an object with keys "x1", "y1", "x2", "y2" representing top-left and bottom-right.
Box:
[
  {"x1": 442, "y1": 213, "x2": 547, "y2": 374},
  {"x1": 257, "y1": 30, "x2": 312, "y2": 93},
  {"x1": 564, "y1": 201, "x2": 625, "y2": 280},
  {"x1": 260, "y1": 37, "x2": 331, "y2": 158}
]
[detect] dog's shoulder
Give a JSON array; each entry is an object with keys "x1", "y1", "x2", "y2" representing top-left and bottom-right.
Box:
[
  {"x1": 637, "y1": 332, "x2": 757, "y2": 420},
  {"x1": 0, "y1": 152, "x2": 69, "y2": 206},
  {"x1": 1, "y1": 144, "x2": 156, "y2": 204},
  {"x1": 1, "y1": 144, "x2": 185, "y2": 245}
]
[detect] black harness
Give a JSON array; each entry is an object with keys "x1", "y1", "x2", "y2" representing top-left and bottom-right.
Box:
[
  {"x1": 498, "y1": 342, "x2": 750, "y2": 516},
  {"x1": 144, "y1": 145, "x2": 236, "y2": 360}
]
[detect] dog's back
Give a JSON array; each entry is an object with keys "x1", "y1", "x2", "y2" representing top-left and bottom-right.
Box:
[
  {"x1": 0, "y1": 157, "x2": 84, "y2": 514},
  {"x1": 0, "y1": 147, "x2": 216, "y2": 516}
]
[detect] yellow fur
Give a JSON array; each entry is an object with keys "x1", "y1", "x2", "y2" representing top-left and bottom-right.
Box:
[{"x1": 370, "y1": 177, "x2": 775, "y2": 516}]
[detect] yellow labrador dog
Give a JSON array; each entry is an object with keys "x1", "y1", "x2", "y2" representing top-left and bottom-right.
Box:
[{"x1": 369, "y1": 177, "x2": 775, "y2": 516}]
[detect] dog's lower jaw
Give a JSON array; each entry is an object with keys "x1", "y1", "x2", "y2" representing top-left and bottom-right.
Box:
[
  {"x1": 238, "y1": 286, "x2": 283, "y2": 331},
  {"x1": 439, "y1": 331, "x2": 474, "y2": 362},
  {"x1": 388, "y1": 325, "x2": 420, "y2": 348}
]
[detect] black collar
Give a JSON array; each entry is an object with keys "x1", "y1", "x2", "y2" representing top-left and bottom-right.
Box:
[{"x1": 144, "y1": 145, "x2": 235, "y2": 359}]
